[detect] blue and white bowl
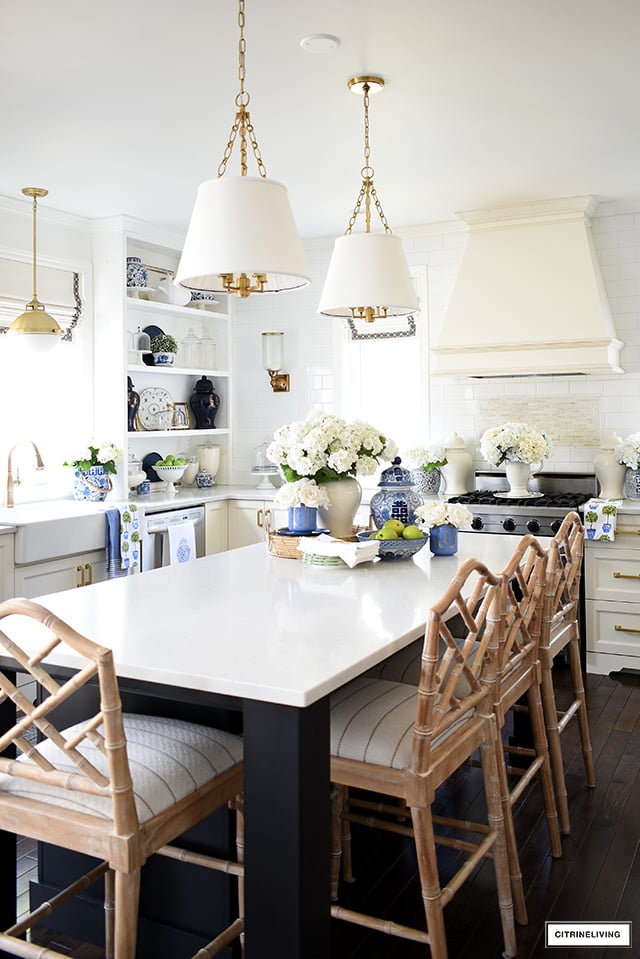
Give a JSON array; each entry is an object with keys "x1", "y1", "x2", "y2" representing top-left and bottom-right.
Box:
[{"x1": 357, "y1": 530, "x2": 427, "y2": 561}]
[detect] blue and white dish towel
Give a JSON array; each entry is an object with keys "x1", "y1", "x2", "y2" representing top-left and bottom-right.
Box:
[
  {"x1": 583, "y1": 498, "x2": 621, "y2": 542},
  {"x1": 105, "y1": 505, "x2": 141, "y2": 576}
]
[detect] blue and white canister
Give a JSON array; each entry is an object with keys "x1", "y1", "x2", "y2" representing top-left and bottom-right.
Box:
[
  {"x1": 126, "y1": 256, "x2": 148, "y2": 288},
  {"x1": 429, "y1": 523, "x2": 458, "y2": 556},
  {"x1": 73, "y1": 465, "x2": 112, "y2": 502}
]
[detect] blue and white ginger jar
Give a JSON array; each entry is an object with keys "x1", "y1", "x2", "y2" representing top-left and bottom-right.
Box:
[{"x1": 370, "y1": 457, "x2": 423, "y2": 529}]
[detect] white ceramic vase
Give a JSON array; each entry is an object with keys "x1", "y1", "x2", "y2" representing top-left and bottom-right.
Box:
[
  {"x1": 594, "y1": 433, "x2": 626, "y2": 499},
  {"x1": 317, "y1": 477, "x2": 362, "y2": 538},
  {"x1": 505, "y1": 461, "x2": 532, "y2": 497},
  {"x1": 440, "y1": 433, "x2": 472, "y2": 496}
]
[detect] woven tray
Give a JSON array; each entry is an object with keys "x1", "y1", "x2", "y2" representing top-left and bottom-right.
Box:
[{"x1": 264, "y1": 511, "x2": 369, "y2": 560}]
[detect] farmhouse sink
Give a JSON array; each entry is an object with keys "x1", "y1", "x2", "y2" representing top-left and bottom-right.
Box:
[{"x1": 0, "y1": 501, "x2": 108, "y2": 564}]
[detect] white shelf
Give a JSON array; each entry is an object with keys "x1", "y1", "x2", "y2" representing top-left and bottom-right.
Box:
[
  {"x1": 129, "y1": 429, "x2": 230, "y2": 440},
  {"x1": 126, "y1": 297, "x2": 228, "y2": 319},
  {"x1": 127, "y1": 364, "x2": 229, "y2": 378}
]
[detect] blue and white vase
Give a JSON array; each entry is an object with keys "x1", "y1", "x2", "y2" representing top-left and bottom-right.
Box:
[
  {"x1": 429, "y1": 523, "x2": 458, "y2": 556},
  {"x1": 73, "y1": 465, "x2": 112, "y2": 502},
  {"x1": 288, "y1": 506, "x2": 317, "y2": 534},
  {"x1": 624, "y1": 468, "x2": 640, "y2": 500},
  {"x1": 370, "y1": 458, "x2": 423, "y2": 529},
  {"x1": 410, "y1": 467, "x2": 441, "y2": 497},
  {"x1": 126, "y1": 256, "x2": 148, "y2": 288}
]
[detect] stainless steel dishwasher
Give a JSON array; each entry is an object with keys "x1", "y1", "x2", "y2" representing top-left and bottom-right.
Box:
[{"x1": 141, "y1": 505, "x2": 205, "y2": 571}]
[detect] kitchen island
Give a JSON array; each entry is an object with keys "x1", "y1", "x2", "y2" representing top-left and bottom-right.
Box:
[{"x1": 1, "y1": 532, "x2": 537, "y2": 959}]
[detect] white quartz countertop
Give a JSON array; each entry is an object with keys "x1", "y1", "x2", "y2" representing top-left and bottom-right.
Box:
[
  {"x1": 0, "y1": 485, "x2": 278, "y2": 527},
  {"x1": 2, "y1": 532, "x2": 538, "y2": 708}
]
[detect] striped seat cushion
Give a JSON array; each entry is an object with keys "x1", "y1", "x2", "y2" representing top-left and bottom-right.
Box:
[
  {"x1": 0, "y1": 714, "x2": 243, "y2": 823},
  {"x1": 331, "y1": 677, "x2": 472, "y2": 770}
]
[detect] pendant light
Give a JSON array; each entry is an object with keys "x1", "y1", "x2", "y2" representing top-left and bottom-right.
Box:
[
  {"x1": 318, "y1": 76, "x2": 418, "y2": 322},
  {"x1": 176, "y1": 0, "x2": 309, "y2": 298},
  {"x1": 8, "y1": 187, "x2": 63, "y2": 336}
]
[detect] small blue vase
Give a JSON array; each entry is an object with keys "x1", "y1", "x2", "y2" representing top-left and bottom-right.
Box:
[
  {"x1": 288, "y1": 506, "x2": 317, "y2": 534},
  {"x1": 429, "y1": 524, "x2": 458, "y2": 556}
]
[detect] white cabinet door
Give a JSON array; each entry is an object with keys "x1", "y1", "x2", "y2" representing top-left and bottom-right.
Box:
[
  {"x1": 205, "y1": 501, "x2": 228, "y2": 555},
  {"x1": 14, "y1": 549, "x2": 107, "y2": 599},
  {"x1": 0, "y1": 534, "x2": 15, "y2": 601},
  {"x1": 227, "y1": 500, "x2": 288, "y2": 550}
]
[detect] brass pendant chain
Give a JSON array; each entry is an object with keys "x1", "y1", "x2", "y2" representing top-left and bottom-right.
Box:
[
  {"x1": 345, "y1": 81, "x2": 391, "y2": 236},
  {"x1": 217, "y1": 0, "x2": 267, "y2": 179}
]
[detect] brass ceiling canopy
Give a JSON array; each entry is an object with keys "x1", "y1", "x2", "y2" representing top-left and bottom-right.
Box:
[{"x1": 8, "y1": 187, "x2": 63, "y2": 336}]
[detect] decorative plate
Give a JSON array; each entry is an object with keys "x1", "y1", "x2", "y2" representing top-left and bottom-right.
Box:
[
  {"x1": 138, "y1": 386, "x2": 174, "y2": 431},
  {"x1": 142, "y1": 325, "x2": 165, "y2": 365},
  {"x1": 141, "y1": 452, "x2": 163, "y2": 482},
  {"x1": 187, "y1": 299, "x2": 220, "y2": 311}
]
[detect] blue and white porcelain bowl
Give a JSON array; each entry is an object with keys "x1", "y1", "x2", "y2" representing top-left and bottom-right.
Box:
[
  {"x1": 357, "y1": 530, "x2": 427, "y2": 561},
  {"x1": 152, "y1": 352, "x2": 175, "y2": 366}
]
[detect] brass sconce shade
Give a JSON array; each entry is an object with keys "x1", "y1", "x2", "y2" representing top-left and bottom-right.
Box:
[
  {"x1": 318, "y1": 76, "x2": 417, "y2": 323},
  {"x1": 176, "y1": 0, "x2": 309, "y2": 299},
  {"x1": 262, "y1": 331, "x2": 290, "y2": 392},
  {"x1": 8, "y1": 187, "x2": 63, "y2": 336}
]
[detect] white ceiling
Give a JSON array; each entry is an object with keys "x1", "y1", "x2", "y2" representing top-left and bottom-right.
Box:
[{"x1": 3, "y1": 0, "x2": 640, "y2": 240}]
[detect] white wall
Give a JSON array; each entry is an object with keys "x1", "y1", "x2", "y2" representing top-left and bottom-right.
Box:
[
  {"x1": 0, "y1": 197, "x2": 94, "y2": 502},
  {"x1": 231, "y1": 207, "x2": 640, "y2": 482}
]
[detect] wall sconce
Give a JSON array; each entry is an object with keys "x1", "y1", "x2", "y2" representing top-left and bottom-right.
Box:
[{"x1": 262, "y1": 332, "x2": 290, "y2": 392}]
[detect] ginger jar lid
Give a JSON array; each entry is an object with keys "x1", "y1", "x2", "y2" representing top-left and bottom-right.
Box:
[{"x1": 377, "y1": 457, "x2": 413, "y2": 488}]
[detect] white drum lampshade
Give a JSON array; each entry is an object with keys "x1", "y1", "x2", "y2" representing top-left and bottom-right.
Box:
[
  {"x1": 318, "y1": 232, "x2": 418, "y2": 318},
  {"x1": 176, "y1": 176, "x2": 309, "y2": 295}
]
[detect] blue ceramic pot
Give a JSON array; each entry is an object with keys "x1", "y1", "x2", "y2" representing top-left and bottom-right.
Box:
[
  {"x1": 288, "y1": 506, "x2": 317, "y2": 534},
  {"x1": 73, "y1": 465, "x2": 112, "y2": 502},
  {"x1": 429, "y1": 523, "x2": 458, "y2": 556}
]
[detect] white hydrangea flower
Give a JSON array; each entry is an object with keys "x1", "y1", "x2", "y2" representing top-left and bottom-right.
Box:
[
  {"x1": 403, "y1": 442, "x2": 446, "y2": 470},
  {"x1": 480, "y1": 422, "x2": 553, "y2": 467},
  {"x1": 615, "y1": 432, "x2": 640, "y2": 469},
  {"x1": 274, "y1": 478, "x2": 331, "y2": 508}
]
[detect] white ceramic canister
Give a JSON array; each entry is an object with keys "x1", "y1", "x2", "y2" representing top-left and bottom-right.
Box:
[
  {"x1": 440, "y1": 433, "x2": 473, "y2": 496},
  {"x1": 594, "y1": 431, "x2": 626, "y2": 499}
]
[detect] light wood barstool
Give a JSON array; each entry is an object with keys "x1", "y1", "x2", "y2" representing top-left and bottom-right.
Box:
[
  {"x1": 539, "y1": 511, "x2": 594, "y2": 834},
  {"x1": 329, "y1": 558, "x2": 517, "y2": 959},
  {"x1": 0, "y1": 598, "x2": 244, "y2": 959}
]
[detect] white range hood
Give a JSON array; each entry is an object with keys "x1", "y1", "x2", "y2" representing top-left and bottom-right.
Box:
[{"x1": 431, "y1": 197, "x2": 624, "y2": 377}]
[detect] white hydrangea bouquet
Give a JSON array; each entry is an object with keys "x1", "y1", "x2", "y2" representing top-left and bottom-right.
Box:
[
  {"x1": 403, "y1": 442, "x2": 447, "y2": 472},
  {"x1": 63, "y1": 441, "x2": 121, "y2": 475},
  {"x1": 480, "y1": 421, "x2": 553, "y2": 467},
  {"x1": 267, "y1": 407, "x2": 398, "y2": 483},
  {"x1": 416, "y1": 501, "x2": 473, "y2": 530},
  {"x1": 615, "y1": 432, "x2": 640, "y2": 469},
  {"x1": 274, "y1": 477, "x2": 330, "y2": 509}
]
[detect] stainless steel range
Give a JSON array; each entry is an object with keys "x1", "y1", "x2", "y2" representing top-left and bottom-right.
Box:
[{"x1": 448, "y1": 471, "x2": 597, "y2": 536}]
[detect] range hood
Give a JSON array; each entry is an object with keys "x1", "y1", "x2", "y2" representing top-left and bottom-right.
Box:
[{"x1": 431, "y1": 197, "x2": 624, "y2": 377}]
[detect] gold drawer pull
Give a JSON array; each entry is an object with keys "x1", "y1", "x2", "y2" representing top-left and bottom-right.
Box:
[
  {"x1": 76, "y1": 564, "x2": 84, "y2": 588},
  {"x1": 615, "y1": 624, "x2": 640, "y2": 634},
  {"x1": 617, "y1": 528, "x2": 640, "y2": 536},
  {"x1": 613, "y1": 571, "x2": 640, "y2": 580}
]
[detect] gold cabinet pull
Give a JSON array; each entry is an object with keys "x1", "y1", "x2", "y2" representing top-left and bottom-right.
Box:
[
  {"x1": 613, "y1": 571, "x2": 640, "y2": 580},
  {"x1": 617, "y1": 528, "x2": 640, "y2": 536},
  {"x1": 615, "y1": 624, "x2": 640, "y2": 634},
  {"x1": 84, "y1": 563, "x2": 93, "y2": 586},
  {"x1": 257, "y1": 508, "x2": 263, "y2": 528},
  {"x1": 76, "y1": 564, "x2": 85, "y2": 588}
]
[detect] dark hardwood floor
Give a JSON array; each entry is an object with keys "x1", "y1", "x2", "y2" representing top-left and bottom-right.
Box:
[{"x1": 22, "y1": 668, "x2": 640, "y2": 958}]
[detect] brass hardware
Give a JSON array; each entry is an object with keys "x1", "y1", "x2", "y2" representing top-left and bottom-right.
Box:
[
  {"x1": 614, "y1": 624, "x2": 640, "y2": 634},
  {"x1": 257, "y1": 509, "x2": 263, "y2": 528},
  {"x1": 613, "y1": 571, "x2": 640, "y2": 580},
  {"x1": 344, "y1": 76, "x2": 390, "y2": 239},
  {"x1": 76, "y1": 565, "x2": 84, "y2": 588},
  {"x1": 616, "y1": 529, "x2": 640, "y2": 536},
  {"x1": 84, "y1": 563, "x2": 93, "y2": 586},
  {"x1": 267, "y1": 371, "x2": 290, "y2": 393},
  {"x1": 220, "y1": 272, "x2": 267, "y2": 299}
]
